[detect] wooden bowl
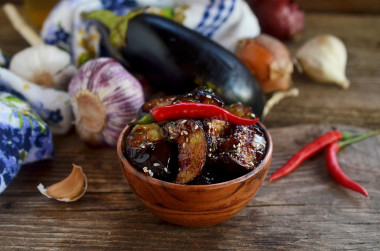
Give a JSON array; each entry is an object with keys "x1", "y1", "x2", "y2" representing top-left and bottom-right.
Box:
[{"x1": 117, "y1": 122, "x2": 273, "y2": 227}]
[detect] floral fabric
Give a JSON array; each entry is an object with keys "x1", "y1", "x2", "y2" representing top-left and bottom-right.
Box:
[
  {"x1": 0, "y1": 67, "x2": 74, "y2": 194},
  {"x1": 0, "y1": 68, "x2": 73, "y2": 135},
  {"x1": 41, "y1": 0, "x2": 260, "y2": 66},
  {"x1": 0, "y1": 92, "x2": 54, "y2": 193}
]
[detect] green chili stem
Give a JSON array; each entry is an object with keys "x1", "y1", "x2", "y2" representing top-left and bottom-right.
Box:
[
  {"x1": 338, "y1": 129, "x2": 380, "y2": 148},
  {"x1": 129, "y1": 114, "x2": 156, "y2": 125}
]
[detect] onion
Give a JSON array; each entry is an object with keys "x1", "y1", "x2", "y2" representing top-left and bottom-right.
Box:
[
  {"x1": 68, "y1": 58, "x2": 144, "y2": 146},
  {"x1": 250, "y1": 0, "x2": 304, "y2": 40},
  {"x1": 236, "y1": 34, "x2": 293, "y2": 94}
]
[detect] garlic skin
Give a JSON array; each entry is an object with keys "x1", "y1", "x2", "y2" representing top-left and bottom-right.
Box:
[
  {"x1": 9, "y1": 44, "x2": 77, "y2": 90},
  {"x1": 296, "y1": 34, "x2": 350, "y2": 89},
  {"x1": 38, "y1": 164, "x2": 87, "y2": 202},
  {"x1": 68, "y1": 58, "x2": 144, "y2": 146}
]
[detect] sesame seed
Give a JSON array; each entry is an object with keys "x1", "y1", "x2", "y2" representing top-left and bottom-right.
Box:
[
  {"x1": 141, "y1": 145, "x2": 145, "y2": 149},
  {"x1": 250, "y1": 113, "x2": 255, "y2": 118},
  {"x1": 153, "y1": 163, "x2": 160, "y2": 167},
  {"x1": 164, "y1": 168, "x2": 168, "y2": 172},
  {"x1": 233, "y1": 144, "x2": 236, "y2": 148},
  {"x1": 208, "y1": 153, "x2": 212, "y2": 157},
  {"x1": 148, "y1": 170, "x2": 154, "y2": 177},
  {"x1": 143, "y1": 167, "x2": 148, "y2": 173},
  {"x1": 183, "y1": 143, "x2": 186, "y2": 148},
  {"x1": 183, "y1": 131, "x2": 188, "y2": 135},
  {"x1": 170, "y1": 136, "x2": 174, "y2": 140},
  {"x1": 186, "y1": 138, "x2": 189, "y2": 142},
  {"x1": 206, "y1": 95, "x2": 212, "y2": 99},
  {"x1": 181, "y1": 120, "x2": 187, "y2": 124},
  {"x1": 195, "y1": 125, "x2": 199, "y2": 130},
  {"x1": 209, "y1": 148, "x2": 212, "y2": 151}
]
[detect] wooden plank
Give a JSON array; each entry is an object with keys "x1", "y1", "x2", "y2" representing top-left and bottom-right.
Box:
[
  {"x1": 296, "y1": 0, "x2": 380, "y2": 14},
  {"x1": 264, "y1": 14, "x2": 380, "y2": 130},
  {"x1": 0, "y1": 124, "x2": 379, "y2": 249}
]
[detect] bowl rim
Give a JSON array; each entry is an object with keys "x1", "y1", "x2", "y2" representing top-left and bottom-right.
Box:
[{"x1": 117, "y1": 121, "x2": 273, "y2": 190}]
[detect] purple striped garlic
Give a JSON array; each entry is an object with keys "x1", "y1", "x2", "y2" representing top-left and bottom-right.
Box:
[{"x1": 68, "y1": 58, "x2": 144, "y2": 146}]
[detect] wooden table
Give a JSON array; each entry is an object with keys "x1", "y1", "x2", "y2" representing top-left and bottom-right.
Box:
[{"x1": 1, "y1": 4, "x2": 380, "y2": 250}]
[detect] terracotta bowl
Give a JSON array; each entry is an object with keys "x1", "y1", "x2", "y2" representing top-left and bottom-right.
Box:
[{"x1": 117, "y1": 122, "x2": 273, "y2": 227}]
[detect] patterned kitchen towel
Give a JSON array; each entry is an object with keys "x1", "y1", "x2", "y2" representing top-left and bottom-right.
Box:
[
  {"x1": 41, "y1": 0, "x2": 260, "y2": 66},
  {"x1": 0, "y1": 91, "x2": 54, "y2": 194},
  {"x1": 0, "y1": 49, "x2": 10, "y2": 68},
  {"x1": 0, "y1": 67, "x2": 73, "y2": 135}
]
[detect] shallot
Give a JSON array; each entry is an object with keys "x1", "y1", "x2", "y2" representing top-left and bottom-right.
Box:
[
  {"x1": 236, "y1": 34, "x2": 293, "y2": 94},
  {"x1": 250, "y1": 0, "x2": 304, "y2": 40}
]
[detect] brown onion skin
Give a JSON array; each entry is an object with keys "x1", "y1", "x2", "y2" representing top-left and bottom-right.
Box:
[
  {"x1": 236, "y1": 35, "x2": 293, "y2": 94},
  {"x1": 249, "y1": 0, "x2": 305, "y2": 40}
]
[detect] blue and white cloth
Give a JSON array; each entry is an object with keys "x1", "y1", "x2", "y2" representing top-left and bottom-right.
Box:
[
  {"x1": 0, "y1": 68, "x2": 73, "y2": 135},
  {"x1": 0, "y1": 67, "x2": 74, "y2": 194},
  {"x1": 0, "y1": 91, "x2": 54, "y2": 193},
  {"x1": 41, "y1": 0, "x2": 260, "y2": 66}
]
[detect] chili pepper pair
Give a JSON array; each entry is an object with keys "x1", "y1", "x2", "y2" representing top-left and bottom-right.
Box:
[{"x1": 269, "y1": 129, "x2": 380, "y2": 197}]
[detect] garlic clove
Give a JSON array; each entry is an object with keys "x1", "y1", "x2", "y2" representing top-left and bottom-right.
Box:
[
  {"x1": 38, "y1": 164, "x2": 87, "y2": 202},
  {"x1": 9, "y1": 44, "x2": 77, "y2": 90},
  {"x1": 296, "y1": 34, "x2": 350, "y2": 89}
]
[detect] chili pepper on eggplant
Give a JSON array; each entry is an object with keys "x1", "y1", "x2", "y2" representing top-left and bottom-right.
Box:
[{"x1": 83, "y1": 11, "x2": 266, "y2": 117}]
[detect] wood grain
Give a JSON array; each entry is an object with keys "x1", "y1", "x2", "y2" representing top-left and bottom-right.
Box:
[
  {"x1": 1, "y1": 124, "x2": 379, "y2": 249},
  {"x1": 1, "y1": 4, "x2": 380, "y2": 250}
]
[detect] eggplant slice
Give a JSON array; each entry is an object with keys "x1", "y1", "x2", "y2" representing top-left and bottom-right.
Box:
[
  {"x1": 218, "y1": 124, "x2": 266, "y2": 175},
  {"x1": 125, "y1": 124, "x2": 177, "y2": 181},
  {"x1": 173, "y1": 87, "x2": 224, "y2": 107},
  {"x1": 164, "y1": 120, "x2": 207, "y2": 184},
  {"x1": 143, "y1": 95, "x2": 177, "y2": 113}
]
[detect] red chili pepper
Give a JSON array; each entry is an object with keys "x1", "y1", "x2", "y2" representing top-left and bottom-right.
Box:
[
  {"x1": 269, "y1": 130, "x2": 350, "y2": 181},
  {"x1": 326, "y1": 143, "x2": 368, "y2": 197},
  {"x1": 326, "y1": 129, "x2": 379, "y2": 197},
  {"x1": 130, "y1": 102, "x2": 259, "y2": 125}
]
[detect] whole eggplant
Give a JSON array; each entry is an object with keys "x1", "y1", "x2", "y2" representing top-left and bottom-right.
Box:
[{"x1": 90, "y1": 13, "x2": 266, "y2": 117}]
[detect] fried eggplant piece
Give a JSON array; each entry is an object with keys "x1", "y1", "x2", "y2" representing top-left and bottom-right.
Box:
[
  {"x1": 125, "y1": 124, "x2": 177, "y2": 181},
  {"x1": 164, "y1": 120, "x2": 207, "y2": 184},
  {"x1": 143, "y1": 95, "x2": 177, "y2": 113},
  {"x1": 173, "y1": 87, "x2": 224, "y2": 107},
  {"x1": 218, "y1": 124, "x2": 266, "y2": 175},
  {"x1": 187, "y1": 166, "x2": 216, "y2": 185},
  {"x1": 225, "y1": 103, "x2": 256, "y2": 119},
  {"x1": 202, "y1": 118, "x2": 230, "y2": 162}
]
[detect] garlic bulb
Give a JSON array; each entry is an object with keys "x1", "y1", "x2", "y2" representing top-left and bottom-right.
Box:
[
  {"x1": 296, "y1": 34, "x2": 350, "y2": 89},
  {"x1": 68, "y1": 58, "x2": 144, "y2": 146},
  {"x1": 38, "y1": 164, "x2": 87, "y2": 202},
  {"x1": 9, "y1": 44, "x2": 77, "y2": 90}
]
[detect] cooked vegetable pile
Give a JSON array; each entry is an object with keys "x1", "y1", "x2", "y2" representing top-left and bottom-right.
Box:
[{"x1": 123, "y1": 88, "x2": 267, "y2": 185}]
